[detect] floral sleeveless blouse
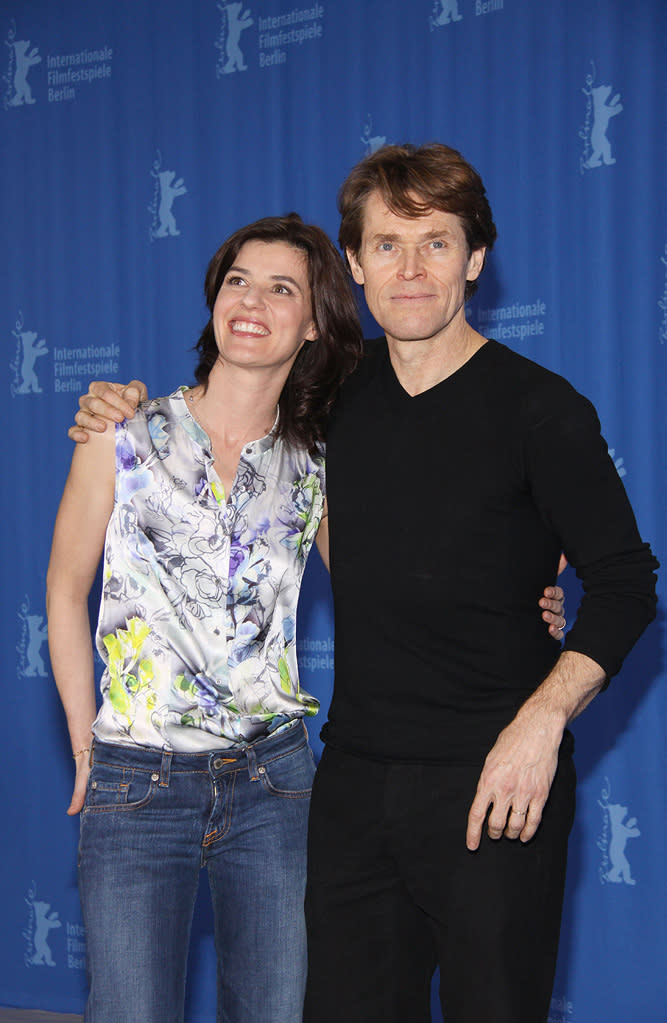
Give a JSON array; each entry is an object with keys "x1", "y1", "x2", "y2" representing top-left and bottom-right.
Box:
[{"x1": 92, "y1": 389, "x2": 325, "y2": 751}]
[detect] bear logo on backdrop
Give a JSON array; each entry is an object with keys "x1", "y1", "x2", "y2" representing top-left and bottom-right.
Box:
[
  {"x1": 148, "y1": 151, "x2": 188, "y2": 241},
  {"x1": 361, "y1": 114, "x2": 387, "y2": 155},
  {"x1": 2, "y1": 21, "x2": 41, "y2": 109},
  {"x1": 9, "y1": 311, "x2": 48, "y2": 397},
  {"x1": 579, "y1": 61, "x2": 623, "y2": 173},
  {"x1": 17, "y1": 595, "x2": 49, "y2": 678},
  {"x1": 607, "y1": 447, "x2": 626, "y2": 479},
  {"x1": 429, "y1": 0, "x2": 463, "y2": 30},
  {"x1": 597, "y1": 778, "x2": 641, "y2": 886},
  {"x1": 23, "y1": 883, "x2": 61, "y2": 968},
  {"x1": 548, "y1": 994, "x2": 575, "y2": 1023},
  {"x1": 215, "y1": 1, "x2": 326, "y2": 73},
  {"x1": 216, "y1": 0, "x2": 254, "y2": 75}
]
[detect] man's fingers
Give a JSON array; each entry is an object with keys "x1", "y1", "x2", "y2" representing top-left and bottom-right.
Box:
[
  {"x1": 466, "y1": 794, "x2": 489, "y2": 851},
  {"x1": 519, "y1": 806, "x2": 543, "y2": 843},
  {"x1": 541, "y1": 587, "x2": 566, "y2": 638},
  {"x1": 73, "y1": 409, "x2": 108, "y2": 433},
  {"x1": 540, "y1": 588, "x2": 564, "y2": 610},
  {"x1": 503, "y1": 806, "x2": 528, "y2": 839},
  {"x1": 124, "y1": 379, "x2": 148, "y2": 402},
  {"x1": 67, "y1": 425, "x2": 91, "y2": 443},
  {"x1": 80, "y1": 381, "x2": 141, "y2": 421}
]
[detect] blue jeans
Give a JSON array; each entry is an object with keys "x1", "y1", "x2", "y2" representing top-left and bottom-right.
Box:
[{"x1": 79, "y1": 721, "x2": 314, "y2": 1023}]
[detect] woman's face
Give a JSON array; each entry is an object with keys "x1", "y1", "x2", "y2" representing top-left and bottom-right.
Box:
[{"x1": 212, "y1": 240, "x2": 318, "y2": 375}]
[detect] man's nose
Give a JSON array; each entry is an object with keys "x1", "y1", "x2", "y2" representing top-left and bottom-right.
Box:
[{"x1": 397, "y1": 247, "x2": 425, "y2": 279}]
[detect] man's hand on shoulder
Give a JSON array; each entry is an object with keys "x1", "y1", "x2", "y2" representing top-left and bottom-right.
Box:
[{"x1": 68, "y1": 380, "x2": 148, "y2": 443}]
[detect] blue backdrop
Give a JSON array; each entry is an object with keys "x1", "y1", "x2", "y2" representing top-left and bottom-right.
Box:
[{"x1": 1, "y1": 1, "x2": 665, "y2": 1020}]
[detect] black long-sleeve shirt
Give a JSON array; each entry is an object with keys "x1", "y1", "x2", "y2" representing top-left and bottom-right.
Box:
[{"x1": 321, "y1": 339, "x2": 658, "y2": 764}]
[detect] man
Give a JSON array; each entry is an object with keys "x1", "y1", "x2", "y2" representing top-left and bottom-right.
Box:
[
  {"x1": 301, "y1": 144, "x2": 657, "y2": 1023},
  {"x1": 70, "y1": 144, "x2": 657, "y2": 1022}
]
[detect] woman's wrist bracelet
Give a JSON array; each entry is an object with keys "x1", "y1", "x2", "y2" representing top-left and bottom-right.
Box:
[{"x1": 72, "y1": 747, "x2": 90, "y2": 759}]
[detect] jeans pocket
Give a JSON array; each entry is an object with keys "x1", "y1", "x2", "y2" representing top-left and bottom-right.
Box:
[
  {"x1": 83, "y1": 761, "x2": 158, "y2": 814},
  {"x1": 259, "y1": 742, "x2": 316, "y2": 799}
]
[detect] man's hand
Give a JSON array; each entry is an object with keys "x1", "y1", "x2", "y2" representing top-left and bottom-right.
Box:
[
  {"x1": 541, "y1": 553, "x2": 569, "y2": 639},
  {"x1": 466, "y1": 650, "x2": 604, "y2": 851},
  {"x1": 465, "y1": 707, "x2": 562, "y2": 850},
  {"x1": 541, "y1": 583, "x2": 566, "y2": 640},
  {"x1": 67, "y1": 380, "x2": 148, "y2": 442}
]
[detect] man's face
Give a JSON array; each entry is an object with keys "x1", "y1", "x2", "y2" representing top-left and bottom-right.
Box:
[{"x1": 346, "y1": 191, "x2": 485, "y2": 347}]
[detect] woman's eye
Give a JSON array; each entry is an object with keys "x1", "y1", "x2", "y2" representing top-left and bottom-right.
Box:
[
  {"x1": 273, "y1": 284, "x2": 292, "y2": 295},
  {"x1": 226, "y1": 276, "x2": 245, "y2": 286}
]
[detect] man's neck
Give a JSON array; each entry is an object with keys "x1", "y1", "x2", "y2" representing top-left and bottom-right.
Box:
[{"x1": 386, "y1": 322, "x2": 487, "y2": 396}]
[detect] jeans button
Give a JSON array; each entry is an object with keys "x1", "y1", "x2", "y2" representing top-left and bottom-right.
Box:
[
  {"x1": 151, "y1": 773, "x2": 159, "y2": 782},
  {"x1": 212, "y1": 757, "x2": 224, "y2": 770}
]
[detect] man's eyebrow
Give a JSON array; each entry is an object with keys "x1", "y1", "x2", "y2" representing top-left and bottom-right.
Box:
[{"x1": 367, "y1": 227, "x2": 455, "y2": 244}]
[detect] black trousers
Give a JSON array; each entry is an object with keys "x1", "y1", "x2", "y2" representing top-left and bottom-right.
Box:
[{"x1": 304, "y1": 743, "x2": 576, "y2": 1023}]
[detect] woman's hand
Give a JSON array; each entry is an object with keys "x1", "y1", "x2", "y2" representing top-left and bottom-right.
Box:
[{"x1": 68, "y1": 750, "x2": 91, "y2": 815}]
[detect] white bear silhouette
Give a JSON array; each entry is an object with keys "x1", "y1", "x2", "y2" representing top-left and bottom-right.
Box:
[
  {"x1": 584, "y1": 84, "x2": 622, "y2": 168},
  {"x1": 430, "y1": 0, "x2": 463, "y2": 27},
  {"x1": 9, "y1": 39, "x2": 41, "y2": 106},
  {"x1": 30, "y1": 901, "x2": 61, "y2": 966},
  {"x1": 155, "y1": 170, "x2": 187, "y2": 237},
  {"x1": 16, "y1": 329, "x2": 48, "y2": 394},
  {"x1": 223, "y1": 3, "x2": 254, "y2": 73},
  {"x1": 603, "y1": 803, "x2": 640, "y2": 885}
]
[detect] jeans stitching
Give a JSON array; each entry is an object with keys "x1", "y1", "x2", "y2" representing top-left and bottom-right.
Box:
[
  {"x1": 203, "y1": 770, "x2": 237, "y2": 846},
  {"x1": 82, "y1": 770, "x2": 159, "y2": 815}
]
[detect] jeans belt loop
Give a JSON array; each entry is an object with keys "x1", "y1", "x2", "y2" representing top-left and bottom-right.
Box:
[
  {"x1": 245, "y1": 745, "x2": 260, "y2": 781},
  {"x1": 159, "y1": 749, "x2": 172, "y2": 788}
]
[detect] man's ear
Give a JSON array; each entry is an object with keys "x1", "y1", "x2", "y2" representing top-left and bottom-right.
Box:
[
  {"x1": 466, "y1": 246, "x2": 486, "y2": 284},
  {"x1": 346, "y1": 249, "x2": 365, "y2": 286}
]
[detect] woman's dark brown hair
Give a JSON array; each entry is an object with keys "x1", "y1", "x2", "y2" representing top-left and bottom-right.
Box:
[{"x1": 194, "y1": 213, "x2": 363, "y2": 454}]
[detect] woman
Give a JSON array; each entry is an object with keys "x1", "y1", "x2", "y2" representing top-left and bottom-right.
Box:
[
  {"x1": 51, "y1": 213, "x2": 566, "y2": 1023},
  {"x1": 47, "y1": 214, "x2": 363, "y2": 1023}
]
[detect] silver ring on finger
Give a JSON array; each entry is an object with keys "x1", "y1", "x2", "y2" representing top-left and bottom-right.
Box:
[{"x1": 510, "y1": 808, "x2": 527, "y2": 817}]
